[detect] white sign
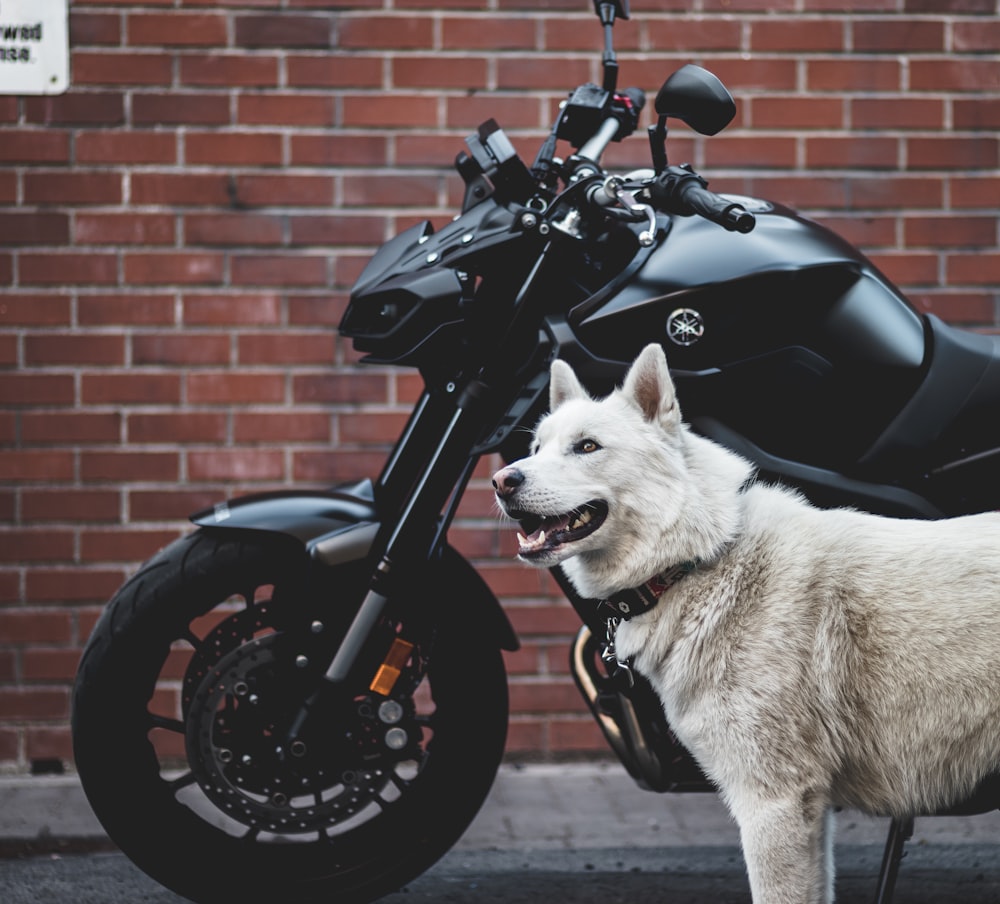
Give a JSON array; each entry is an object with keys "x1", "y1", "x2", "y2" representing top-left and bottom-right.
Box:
[{"x1": 0, "y1": 0, "x2": 68, "y2": 95}]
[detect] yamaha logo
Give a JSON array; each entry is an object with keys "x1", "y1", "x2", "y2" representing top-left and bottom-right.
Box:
[{"x1": 666, "y1": 308, "x2": 705, "y2": 346}]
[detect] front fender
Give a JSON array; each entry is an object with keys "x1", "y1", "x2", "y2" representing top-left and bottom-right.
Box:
[{"x1": 190, "y1": 479, "x2": 519, "y2": 651}]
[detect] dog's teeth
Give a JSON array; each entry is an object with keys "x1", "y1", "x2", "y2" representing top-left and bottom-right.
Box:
[
  {"x1": 517, "y1": 532, "x2": 529, "y2": 548},
  {"x1": 537, "y1": 530, "x2": 546, "y2": 545}
]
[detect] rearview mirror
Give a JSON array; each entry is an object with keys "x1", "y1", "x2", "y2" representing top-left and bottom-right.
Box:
[{"x1": 654, "y1": 64, "x2": 736, "y2": 136}]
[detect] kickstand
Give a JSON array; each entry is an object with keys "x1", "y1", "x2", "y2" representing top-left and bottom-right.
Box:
[{"x1": 872, "y1": 815, "x2": 914, "y2": 904}]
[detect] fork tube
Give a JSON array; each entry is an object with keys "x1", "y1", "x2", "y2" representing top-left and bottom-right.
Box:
[{"x1": 324, "y1": 384, "x2": 487, "y2": 685}]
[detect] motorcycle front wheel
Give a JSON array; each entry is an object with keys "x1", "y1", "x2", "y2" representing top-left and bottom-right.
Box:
[{"x1": 72, "y1": 529, "x2": 509, "y2": 904}]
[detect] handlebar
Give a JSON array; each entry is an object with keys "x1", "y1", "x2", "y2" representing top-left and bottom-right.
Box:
[{"x1": 647, "y1": 164, "x2": 755, "y2": 233}]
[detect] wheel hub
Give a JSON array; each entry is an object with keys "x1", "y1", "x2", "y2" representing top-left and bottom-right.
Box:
[{"x1": 185, "y1": 629, "x2": 423, "y2": 835}]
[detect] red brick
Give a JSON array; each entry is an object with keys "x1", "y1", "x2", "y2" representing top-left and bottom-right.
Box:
[
  {"x1": 292, "y1": 449, "x2": 388, "y2": 483},
  {"x1": 508, "y1": 679, "x2": 583, "y2": 714},
  {"x1": 0, "y1": 375, "x2": 74, "y2": 406},
  {"x1": 70, "y1": 11, "x2": 122, "y2": 45},
  {"x1": 290, "y1": 215, "x2": 386, "y2": 246},
  {"x1": 338, "y1": 412, "x2": 410, "y2": 444},
  {"x1": 806, "y1": 136, "x2": 899, "y2": 169},
  {"x1": 128, "y1": 12, "x2": 228, "y2": 46},
  {"x1": 25, "y1": 647, "x2": 80, "y2": 682},
  {"x1": 76, "y1": 131, "x2": 177, "y2": 164},
  {"x1": 132, "y1": 333, "x2": 230, "y2": 365},
  {"x1": 910, "y1": 59, "x2": 1000, "y2": 93},
  {"x1": 808, "y1": 59, "x2": 900, "y2": 92},
  {"x1": 0, "y1": 530, "x2": 75, "y2": 563},
  {"x1": 233, "y1": 411, "x2": 331, "y2": 442},
  {"x1": 711, "y1": 135, "x2": 798, "y2": 169},
  {"x1": 73, "y1": 51, "x2": 173, "y2": 85},
  {"x1": 853, "y1": 98, "x2": 945, "y2": 131},
  {"x1": 853, "y1": 19, "x2": 944, "y2": 52},
  {"x1": 953, "y1": 20, "x2": 1000, "y2": 52},
  {"x1": 124, "y1": 252, "x2": 225, "y2": 285},
  {"x1": 904, "y1": 216, "x2": 996, "y2": 249},
  {"x1": 20, "y1": 253, "x2": 118, "y2": 286},
  {"x1": 128, "y1": 489, "x2": 225, "y2": 522},
  {"x1": 947, "y1": 254, "x2": 1000, "y2": 287},
  {"x1": 954, "y1": 98, "x2": 1000, "y2": 130},
  {"x1": 185, "y1": 131, "x2": 284, "y2": 166},
  {"x1": 702, "y1": 57, "x2": 799, "y2": 92},
  {"x1": 187, "y1": 371, "x2": 285, "y2": 404},
  {"x1": 0, "y1": 131, "x2": 69, "y2": 164},
  {"x1": 0, "y1": 213, "x2": 69, "y2": 245},
  {"x1": 180, "y1": 54, "x2": 280, "y2": 87},
  {"x1": 75, "y1": 213, "x2": 175, "y2": 246},
  {"x1": 182, "y1": 293, "x2": 282, "y2": 325},
  {"x1": 132, "y1": 92, "x2": 230, "y2": 126},
  {"x1": 0, "y1": 689, "x2": 69, "y2": 721},
  {"x1": 24, "y1": 172, "x2": 122, "y2": 205},
  {"x1": 341, "y1": 94, "x2": 439, "y2": 128},
  {"x1": 644, "y1": 17, "x2": 741, "y2": 52},
  {"x1": 238, "y1": 94, "x2": 335, "y2": 126},
  {"x1": 868, "y1": 251, "x2": 939, "y2": 287},
  {"x1": 22, "y1": 490, "x2": 121, "y2": 523},
  {"x1": 24, "y1": 93, "x2": 124, "y2": 125},
  {"x1": 187, "y1": 449, "x2": 285, "y2": 481},
  {"x1": 231, "y1": 254, "x2": 329, "y2": 286},
  {"x1": 81, "y1": 529, "x2": 181, "y2": 563},
  {"x1": 26, "y1": 727, "x2": 74, "y2": 763},
  {"x1": 446, "y1": 95, "x2": 544, "y2": 130},
  {"x1": 78, "y1": 294, "x2": 175, "y2": 326},
  {"x1": 909, "y1": 137, "x2": 997, "y2": 170},
  {"x1": 844, "y1": 176, "x2": 943, "y2": 211},
  {"x1": 496, "y1": 57, "x2": 590, "y2": 90},
  {"x1": 289, "y1": 294, "x2": 348, "y2": 327},
  {"x1": 286, "y1": 55, "x2": 382, "y2": 88},
  {"x1": 753, "y1": 96, "x2": 843, "y2": 130},
  {"x1": 80, "y1": 451, "x2": 180, "y2": 482},
  {"x1": 0, "y1": 295, "x2": 71, "y2": 325},
  {"x1": 132, "y1": 172, "x2": 231, "y2": 206},
  {"x1": 343, "y1": 174, "x2": 441, "y2": 207},
  {"x1": 235, "y1": 14, "x2": 333, "y2": 48},
  {"x1": 21, "y1": 411, "x2": 121, "y2": 443},
  {"x1": 238, "y1": 332, "x2": 335, "y2": 364},
  {"x1": 340, "y1": 15, "x2": 434, "y2": 49},
  {"x1": 442, "y1": 16, "x2": 534, "y2": 50},
  {"x1": 128, "y1": 412, "x2": 227, "y2": 443},
  {"x1": 234, "y1": 175, "x2": 334, "y2": 207},
  {"x1": 0, "y1": 451, "x2": 73, "y2": 481},
  {"x1": 81, "y1": 372, "x2": 182, "y2": 405},
  {"x1": 291, "y1": 134, "x2": 388, "y2": 167},
  {"x1": 0, "y1": 610, "x2": 72, "y2": 643},
  {"x1": 25, "y1": 569, "x2": 126, "y2": 605},
  {"x1": 185, "y1": 213, "x2": 285, "y2": 246},
  {"x1": 750, "y1": 19, "x2": 844, "y2": 52},
  {"x1": 952, "y1": 177, "x2": 1000, "y2": 210}
]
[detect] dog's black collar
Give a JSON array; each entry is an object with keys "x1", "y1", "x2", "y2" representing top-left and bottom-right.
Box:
[{"x1": 601, "y1": 560, "x2": 698, "y2": 621}]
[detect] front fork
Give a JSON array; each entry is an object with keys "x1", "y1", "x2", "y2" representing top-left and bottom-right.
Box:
[{"x1": 287, "y1": 380, "x2": 491, "y2": 742}]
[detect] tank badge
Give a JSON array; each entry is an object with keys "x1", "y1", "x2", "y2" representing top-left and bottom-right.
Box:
[{"x1": 666, "y1": 308, "x2": 705, "y2": 346}]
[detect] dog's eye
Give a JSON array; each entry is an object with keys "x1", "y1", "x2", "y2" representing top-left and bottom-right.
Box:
[{"x1": 574, "y1": 439, "x2": 601, "y2": 454}]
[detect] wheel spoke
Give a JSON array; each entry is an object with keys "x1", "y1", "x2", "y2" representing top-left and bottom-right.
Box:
[
  {"x1": 167, "y1": 770, "x2": 198, "y2": 792},
  {"x1": 149, "y1": 712, "x2": 185, "y2": 734}
]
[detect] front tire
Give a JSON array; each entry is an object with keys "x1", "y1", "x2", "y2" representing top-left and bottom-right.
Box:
[{"x1": 72, "y1": 530, "x2": 508, "y2": 904}]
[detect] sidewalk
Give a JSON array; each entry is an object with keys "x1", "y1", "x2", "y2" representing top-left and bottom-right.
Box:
[{"x1": 3, "y1": 760, "x2": 1000, "y2": 853}]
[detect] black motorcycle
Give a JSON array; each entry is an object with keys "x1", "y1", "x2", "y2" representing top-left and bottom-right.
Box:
[{"x1": 72, "y1": 2, "x2": 1000, "y2": 902}]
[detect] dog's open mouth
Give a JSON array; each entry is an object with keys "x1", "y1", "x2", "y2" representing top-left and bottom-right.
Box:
[{"x1": 509, "y1": 500, "x2": 608, "y2": 559}]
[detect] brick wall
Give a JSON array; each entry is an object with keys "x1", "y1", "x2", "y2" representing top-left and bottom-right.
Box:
[{"x1": 1, "y1": 0, "x2": 998, "y2": 772}]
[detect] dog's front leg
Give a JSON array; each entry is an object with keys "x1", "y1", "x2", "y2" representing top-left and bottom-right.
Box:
[{"x1": 733, "y1": 795, "x2": 834, "y2": 904}]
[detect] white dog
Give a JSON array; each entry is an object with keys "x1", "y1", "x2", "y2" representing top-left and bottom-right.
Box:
[{"x1": 493, "y1": 343, "x2": 1000, "y2": 903}]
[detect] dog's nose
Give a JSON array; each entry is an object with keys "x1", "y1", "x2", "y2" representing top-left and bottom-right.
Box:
[{"x1": 492, "y1": 466, "x2": 524, "y2": 499}]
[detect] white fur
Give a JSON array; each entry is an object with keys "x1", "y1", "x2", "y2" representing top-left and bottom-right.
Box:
[{"x1": 495, "y1": 343, "x2": 1000, "y2": 904}]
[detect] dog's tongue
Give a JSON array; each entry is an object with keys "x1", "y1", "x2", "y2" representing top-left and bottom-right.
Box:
[{"x1": 517, "y1": 514, "x2": 571, "y2": 555}]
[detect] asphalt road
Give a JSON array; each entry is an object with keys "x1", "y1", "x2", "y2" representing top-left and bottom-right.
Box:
[
  {"x1": 2, "y1": 763, "x2": 1000, "y2": 903},
  {"x1": 3, "y1": 843, "x2": 1000, "y2": 903}
]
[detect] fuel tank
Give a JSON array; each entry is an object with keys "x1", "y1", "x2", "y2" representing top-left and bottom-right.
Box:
[{"x1": 570, "y1": 199, "x2": 928, "y2": 472}]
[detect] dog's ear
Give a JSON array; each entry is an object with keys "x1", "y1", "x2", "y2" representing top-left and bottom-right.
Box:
[
  {"x1": 549, "y1": 359, "x2": 588, "y2": 410},
  {"x1": 623, "y1": 344, "x2": 679, "y2": 428}
]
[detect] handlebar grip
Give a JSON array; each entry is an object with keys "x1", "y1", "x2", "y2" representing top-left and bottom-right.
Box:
[
  {"x1": 676, "y1": 180, "x2": 756, "y2": 234},
  {"x1": 618, "y1": 86, "x2": 646, "y2": 116}
]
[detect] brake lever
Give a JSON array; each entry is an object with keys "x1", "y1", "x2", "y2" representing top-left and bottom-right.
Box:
[{"x1": 594, "y1": 176, "x2": 657, "y2": 247}]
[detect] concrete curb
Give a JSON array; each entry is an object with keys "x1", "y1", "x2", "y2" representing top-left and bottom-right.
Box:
[{"x1": 2, "y1": 762, "x2": 999, "y2": 852}]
